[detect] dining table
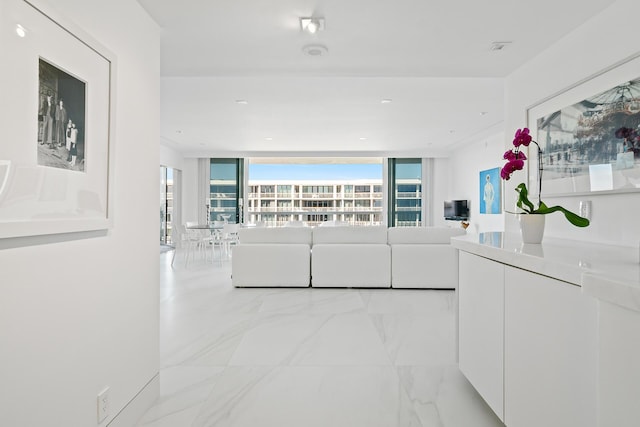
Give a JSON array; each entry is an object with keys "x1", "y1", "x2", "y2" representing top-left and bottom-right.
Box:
[{"x1": 184, "y1": 223, "x2": 226, "y2": 264}]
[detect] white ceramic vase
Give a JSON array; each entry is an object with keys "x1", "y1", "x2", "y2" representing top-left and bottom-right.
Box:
[{"x1": 519, "y1": 214, "x2": 545, "y2": 244}]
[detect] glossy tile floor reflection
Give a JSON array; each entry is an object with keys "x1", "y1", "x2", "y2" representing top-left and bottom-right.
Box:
[{"x1": 137, "y1": 252, "x2": 504, "y2": 427}]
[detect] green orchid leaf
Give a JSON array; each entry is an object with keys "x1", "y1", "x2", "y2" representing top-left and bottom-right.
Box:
[
  {"x1": 535, "y1": 205, "x2": 590, "y2": 227},
  {"x1": 514, "y1": 183, "x2": 535, "y2": 213},
  {"x1": 512, "y1": 183, "x2": 589, "y2": 227}
]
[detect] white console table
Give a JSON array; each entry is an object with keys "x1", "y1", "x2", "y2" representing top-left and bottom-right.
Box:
[{"x1": 452, "y1": 232, "x2": 640, "y2": 427}]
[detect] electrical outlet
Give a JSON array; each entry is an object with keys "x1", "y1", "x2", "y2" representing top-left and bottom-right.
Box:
[{"x1": 97, "y1": 387, "x2": 109, "y2": 423}]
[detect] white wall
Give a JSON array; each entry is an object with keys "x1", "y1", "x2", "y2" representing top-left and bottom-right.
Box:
[
  {"x1": 160, "y1": 143, "x2": 185, "y2": 171},
  {"x1": 504, "y1": 0, "x2": 640, "y2": 245},
  {"x1": 0, "y1": 1, "x2": 160, "y2": 426},
  {"x1": 445, "y1": 132, "x2": 506, "y2": 233},
  {"x1": 432, "y1": 157, "x2": 452, "y2": 228}
]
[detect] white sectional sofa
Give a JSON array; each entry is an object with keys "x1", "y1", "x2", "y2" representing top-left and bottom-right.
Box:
[
  {"x1": 231, "y1": 225, "x2": 465, "y2": 289},
  {"x1": 311, "y1": 226, "x2": 391, "y2": 288},
  {"x1": 388, "y1": 227, "x2": 466, "y2": 289},
  {"x1": 231, "y1": 227, "x2": 312, "y2": 287}
]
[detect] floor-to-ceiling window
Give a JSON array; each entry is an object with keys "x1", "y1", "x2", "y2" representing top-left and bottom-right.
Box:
[
  {"x1": 205, "y1": 157, "x2": 428, "y2": 228},
  {"x1": 388, "y1": 158, "x2": 422, "y2": 227},
  {"x1": 160, "y1": 166, "x2": 174, "y2": 244},
  {"x1": 209, "y1": 158, "x2": 243, "y2": 223},
  {"x1": 247, "y1": 158, "x2": 383, "y2": 227}
]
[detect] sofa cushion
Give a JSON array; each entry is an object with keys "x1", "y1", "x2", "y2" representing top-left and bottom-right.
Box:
[
  {"x1": 387, "y1": 227, "x2": 466, "y2": 244},
  {"x1": 312, "y1": 226, "x2": 388, "y2": 244},
  {"x1": 391, "y1": 245, "x2": 459, "y2": 288},
  {"x1": 311, "y1": 244, "x2": 391, "y2": 288},
  {"x1": 239, "y1": 227, "x2": 313, "y2": 245},
  {"x1": 232, "y1": 244, "x2": 311, "y2": 287}
]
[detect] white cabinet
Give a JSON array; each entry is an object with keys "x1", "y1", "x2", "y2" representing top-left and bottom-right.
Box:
[
  {"x1": 454, "y1": 233, "x2": 640, "y2": 427},
  {"x1": 597, "y1": 301, "x2": 640, "y2": 427},
  {"x1": 458, "y1": 251, "x2": 598, "y2": 427},
  {"x1": 458, "y1": 252, "x2": 505, "y2": 421},
  {"x1": 504, "y1": 266, "x2": 597, "y2": 427}
]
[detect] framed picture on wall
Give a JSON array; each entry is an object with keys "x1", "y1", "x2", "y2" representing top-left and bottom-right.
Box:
[
  {"x1": 37, "y1": 58, "x2": 86, "y2": 172},
  {"x1": 0, "y1": 0, "x2": 116, "y2": 239},
  {"x1": 479, "y1": 167, "x2": 501, "y2": 214},
  {"x1": 526, "y1": 52, "x2": 640, "y2": 197}
]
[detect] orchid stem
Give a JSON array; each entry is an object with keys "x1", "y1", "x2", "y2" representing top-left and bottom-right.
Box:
[{"x1": 532, "y1": 141, "x2": 542, "y2": 207}]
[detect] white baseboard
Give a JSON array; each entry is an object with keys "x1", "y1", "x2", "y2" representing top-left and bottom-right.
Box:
[{"x1": 107, "y1": 373, "x2": 159, "y2": 427}]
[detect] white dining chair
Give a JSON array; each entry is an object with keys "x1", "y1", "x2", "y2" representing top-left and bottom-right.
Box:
[
  {"x1": 171, "y1": 224, "x2": 200, "y2": 267},
  {"x1": 222, "y1": 223, "x2": 240, "y2": 258},
  {"x1": 195, "y1": 227, "x2": 224, "y2": 265}
]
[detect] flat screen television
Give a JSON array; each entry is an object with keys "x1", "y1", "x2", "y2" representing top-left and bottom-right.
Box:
[{"x1": 444, "y1": 200, "x2": 469, "y2": 221}]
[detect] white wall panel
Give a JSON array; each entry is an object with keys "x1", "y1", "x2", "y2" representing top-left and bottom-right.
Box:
[
  {"x1": 504, "y1": 0, "x2": 640, "y2": 244},
  {"x1": 0, "y1": 0, "x2": 160, "y2": 425}
]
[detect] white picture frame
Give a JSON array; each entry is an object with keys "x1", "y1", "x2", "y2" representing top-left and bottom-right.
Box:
[
  {"x1": 0, "y1": 0, "x2": 116, "y2": 239},
  {"x1": 525, "y1": 52, "x2": 640, "y2": 197}
]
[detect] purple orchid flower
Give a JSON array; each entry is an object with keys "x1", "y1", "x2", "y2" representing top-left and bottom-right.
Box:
[{"x1": 513, "y1": 128, "x2": 532, "y2": 147}]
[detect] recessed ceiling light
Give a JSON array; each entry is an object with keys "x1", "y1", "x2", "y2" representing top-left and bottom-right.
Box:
[
  {"x1": 300, "y1": 17, "x2": 325, "y2": 34},
  {"x1": 490, "y1": 41, "x2": 512, "y2": 51},
  {"x1": 15, "y1": 24, "x2": 26, "y2": 37},
  {"x1": 235, "y1": 99, "x2": 248, "y2": 105},
  {"x1": 302, "y1": 44, "x2": 328, "y2": 57},
  {"x1": 381, "y1": 99, "x2": 392, "y2": 104},
  {"x1": 359, "y1": 137, "x2": 367, "y2": 141},
  {"x1": 265, "y1": 137, "x2": 273, "y2": 141}
]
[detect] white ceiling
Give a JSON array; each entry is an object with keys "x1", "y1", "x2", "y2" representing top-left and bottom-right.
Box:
[{"x1": 137, "y1": 0, "x2": 616, "y2": 157}]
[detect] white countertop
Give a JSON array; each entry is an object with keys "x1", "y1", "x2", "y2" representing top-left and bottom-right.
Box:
[{"x1": 452, "y1": 232, "x2": 640, "y2": 312}]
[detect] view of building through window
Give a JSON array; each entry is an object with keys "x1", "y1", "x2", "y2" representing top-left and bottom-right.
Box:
[
  {"x1": 208, "y1": 158, "x2": 424, "y2": 227},
  {"x1": 209, "y1": 158, "x2": 240, "y2": 223},
  {"x1": 391, "y1": 159, "x2": 422, "y2": 227},
  {"x1": 247, "y1": 158, "x2": 384, "y2": 227},
  {"x1": 160, "y1": 166, "x2": 174, "y2": 244}
]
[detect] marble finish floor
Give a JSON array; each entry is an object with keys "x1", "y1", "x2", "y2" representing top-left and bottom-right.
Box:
[{"x1": 137, "y1": 251, "x2": 503, "y2": 427}]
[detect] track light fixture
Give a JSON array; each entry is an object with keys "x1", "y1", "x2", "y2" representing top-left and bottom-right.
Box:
[{"x1": 300, "y1": 17, "x2": 325, "y2": 34}]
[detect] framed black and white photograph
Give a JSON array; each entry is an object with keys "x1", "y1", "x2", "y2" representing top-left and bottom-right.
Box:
[
  {"x1": 527, "y1": 53, "x2": 640, "y2": 196},
  {"x1": 38, "y1": 58, "x2": 86, "y2": 172},
  {"x1": 0, "y1": 0, "x2": 116, "y2": 239}
]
